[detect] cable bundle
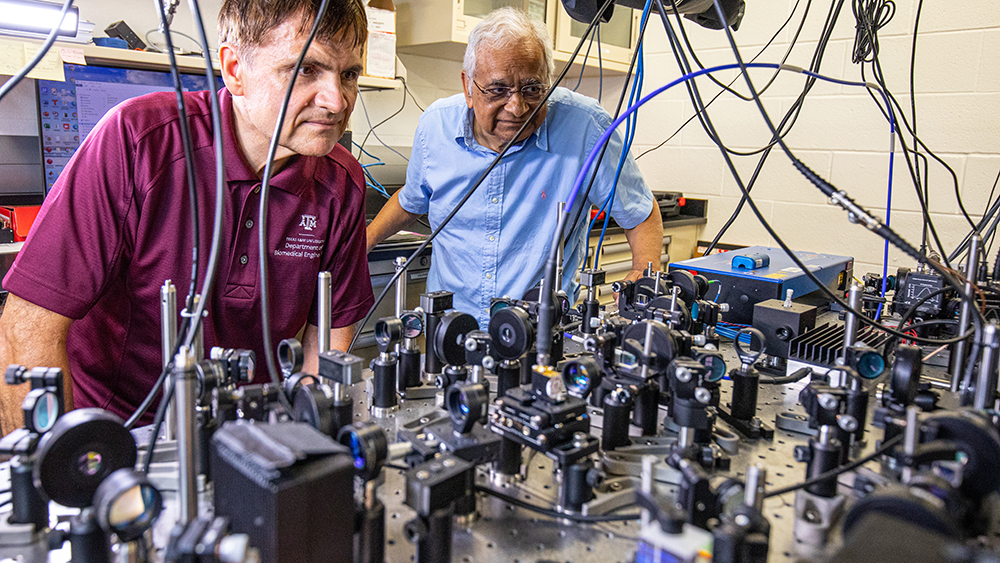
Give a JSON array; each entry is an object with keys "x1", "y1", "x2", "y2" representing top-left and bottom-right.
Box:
[{"x1": 852, "y1": 0, "x2": 895, "y2": 64}]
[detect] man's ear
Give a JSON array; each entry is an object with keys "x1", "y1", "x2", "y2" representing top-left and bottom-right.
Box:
[
  {"x1": 219, "y1": 43, "x2": 245, "y2": 96},
  {"x1": 461, "y1": 71, "x2": 474, "y2": 109}
]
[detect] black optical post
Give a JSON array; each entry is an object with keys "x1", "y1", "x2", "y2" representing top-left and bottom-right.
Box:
[
  {"x1": 420, "y1": 292, "x2": 453, "y2": 380},
  {"x1": 0, "y1": 366, "x2": 66, "y2": 533},
  {"x1": 398, "y1": 311, "x2": 426, "y2": 395},
  {"x1": 404, "y1": 455, "x2": 475, "y2": 563},
  {"x1": 372, "y1": 317, "x2": 402, "y2": 417},
  {"x1": 338, "y1": 422, "x2": 389, "y2": 563}
]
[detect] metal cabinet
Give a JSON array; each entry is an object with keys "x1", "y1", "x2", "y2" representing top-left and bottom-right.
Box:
[
  {"x1": 554, "y1": 4, "x2": 640, "y2": 68},
  {"x1": 394, "y1": 0, "x2": 636, "y2": 76}
]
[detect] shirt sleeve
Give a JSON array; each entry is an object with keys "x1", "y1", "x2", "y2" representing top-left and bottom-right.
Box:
[
  {"x1": 315, "y1": 159, "x2": 375, "y2": 329},
  {"x1": 3, "y1": 108, "x2": 134, "y2": 320},
  {"x1": 586, "y1": 110, "x2": 656, "y2": 230},
  {"x1": 396, "y1": 118, "x2": 432, "y2": 215}
]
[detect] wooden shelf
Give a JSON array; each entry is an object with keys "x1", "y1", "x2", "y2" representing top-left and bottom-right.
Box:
[{"x1": 34, "y1": 40, "x2": 400, "y2": 90}]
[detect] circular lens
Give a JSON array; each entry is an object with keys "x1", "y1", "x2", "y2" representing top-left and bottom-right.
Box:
[
  {"x1": 489, "y1": 307, "x2": 532, "y2": 360},
  {"x1": 348, "y1": 433, "x2": 368, "y2": 470},
  {"x1": 447, "y1": 388, "x2": 466, "y2": 419},
  {"x1": 490, "y1": 300, "x2": 511, "y2": 316},
  {"x1": 566, "y1": 365, "x2": 588, "y2": 392},
  {"x1": 35, "y1": 409, "x2": 137, "y2": 509},
  {"x1": 702, "y1": 355, "x2": 727, "y2": 383},
  {"x1": 94, "y1": 469, "x2": 163, "y2": 543},
  {"x1": 337, "y1": 422, "x2": 388, "y2": 481},
  {"x1": 277, "y1": 339, "x2": 304, "y2": 375},
  {"x1": 375, "y1": 318, "x2": 403, "y2": 351},
  {"x1": 562, "y1": 358, "x2": 602, "y2": 398},
  {"x1": 108, "y1": 483, "x2": 155, "y2": 530},
  {"x1": 243, "y1": 354, "x2": 255, "y2": 381},
  {"x1": 715, "y1": 479, "x2": 745, "y2": 516},
  {"x1": 31, "y1": 391, "x2": 59, "y2": 433},
  {"x1": 375, "y1": 322, "x2": 390, "y2": 343},
  {"x1": 79, "y1": 452, "x2": 103, "y2": 476},
  {"x1": 557, "y1": 295, "x2": 570, "y2": 314},
  {"x1": 500, "y1": 325, "x2": 514, "y2": 345},
  {"x1": 857, "y1": 351, "x2": 886, "y2": 379},
  {"x1": 401, "y1": 312, "x2": 424, "y2": 339},
  {"x1": 447, "y1": 383, "x2": 488, "y2": 434},
  {"x1": 350, "y1": 433, "x2": 363, "y2": 459}
]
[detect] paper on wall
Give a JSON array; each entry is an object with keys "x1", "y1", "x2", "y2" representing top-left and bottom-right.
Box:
[
  {"x1": 59, "y1": 47, "x2": 86, "y2": 65},
  {"x1": 24, "y1": 43, "x2": 65, "y2": 81},
  {"x1": 365, "y1": 31, "x2": 396, "y2": 79},
  {"x1": 0, "y1": 40, "x2": 65, "y2": 81}
]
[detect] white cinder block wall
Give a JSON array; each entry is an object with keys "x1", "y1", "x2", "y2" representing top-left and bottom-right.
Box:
[
  {"x1": 71, "y1": 0, "x2": 999, "y2": 278},
  {"x1": 575, "y1": 0, "x2": 1000, "y2": 278}
]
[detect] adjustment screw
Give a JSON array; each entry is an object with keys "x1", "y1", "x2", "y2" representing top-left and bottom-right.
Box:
[
  {"x1": 818, "y1": 393, "x2": 838, "y2": 410},
  {"x1": 676, "y1": 367, "x2": 692, "y2": 383},
  {"x1": 837, "y1": 414, "x2": 859, "y2": 432},
  {"x1": 695, "y1": 388, "x2": 711, "y2": 405}
]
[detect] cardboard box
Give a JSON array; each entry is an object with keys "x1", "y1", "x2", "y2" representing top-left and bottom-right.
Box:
[{"x1": 364, "y1": 0, "x2": 396, "y2": 79}]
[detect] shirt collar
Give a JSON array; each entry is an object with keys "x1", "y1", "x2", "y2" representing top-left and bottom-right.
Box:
[
  {"x1": 220, "y1": 87, "x2": 313, "y2": 198},
  {"x1": 457, "y1": 102, "x2": 552, "y2": 154}
]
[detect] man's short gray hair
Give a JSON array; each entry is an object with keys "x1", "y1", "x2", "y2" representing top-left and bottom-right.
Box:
[{"x1": 463, "y1": 7, "x2": 554, "y2": 95}]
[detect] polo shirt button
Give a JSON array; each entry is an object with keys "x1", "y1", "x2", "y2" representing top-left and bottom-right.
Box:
[
  {"x1": 240, "y1": 254, "x2": 248, "y2": 265},
  {"x1": 245, "y1": 219, "x2": 254, "y2": 229},
  {"x1": 254, "y1": 186, "x2": 261, "y2": 193},
  {"x1": 491, "y1": 197, "x2": 498, "y2": 204},
  {"x1": 489, "y1": 235, "x2": 495, "y2": 241},
  {"x1": 486, "y1": 273, "x2": 492, "y2": 279}
]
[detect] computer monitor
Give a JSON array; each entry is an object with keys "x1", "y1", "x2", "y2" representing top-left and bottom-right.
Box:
[{"x1": 36, "y1": 62, "x2": 223, "y2": 196}]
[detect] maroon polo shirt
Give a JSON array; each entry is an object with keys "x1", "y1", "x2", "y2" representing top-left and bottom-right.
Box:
[{"x1": 4, "y1": 87, "x2": 374, "y2": 423}]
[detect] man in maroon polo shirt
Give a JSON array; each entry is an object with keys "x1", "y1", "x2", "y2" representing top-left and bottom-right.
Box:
[{"x1": 0, "y1": 0, "x2": 375, "y2": 434}]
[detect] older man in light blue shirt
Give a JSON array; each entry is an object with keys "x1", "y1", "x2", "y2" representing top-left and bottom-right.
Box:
[{"x1": 367, "y1": 8, "x2": 662, "y2": 328}]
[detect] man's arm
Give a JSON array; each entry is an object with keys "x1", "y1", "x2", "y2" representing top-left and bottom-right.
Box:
[
  {"x1": 301, "y1": 323, "x2": 357, "y2": 374},
  {"x1": 0, "y1": 294, "x2": 75, "y2": 435},
  {"x1": 622, "y1": 205, "x2": 664, "y2": 283},
  {"x1": 367, "y1": 191, "x2": 421, "y2": 253}
]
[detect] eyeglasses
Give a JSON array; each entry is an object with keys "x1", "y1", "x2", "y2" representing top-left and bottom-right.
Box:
[{"x1": 472, "y1": 80, "x2": 549, "y2": 104}]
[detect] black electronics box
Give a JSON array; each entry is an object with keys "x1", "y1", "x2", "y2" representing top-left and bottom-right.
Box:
[
  {"x1": 211, "y1": 421, "x2": 355, "y2": 563},
  {"x1": 752, "y1": 299, "x2": 817, "y2": 359},
  {"x1": 891, "y1": 267, "x2": 945, "y2": 316},
  {"x1": 104, "y1": 21, "x2": 147, "y2": 50}
]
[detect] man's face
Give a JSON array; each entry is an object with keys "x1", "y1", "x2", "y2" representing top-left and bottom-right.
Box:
[
  {"x1": 221, "y1": 17, "x2": 363, "y2": 172},
  {"x1": 461, "y1": 39, "x2": 549, "y2": 153}
]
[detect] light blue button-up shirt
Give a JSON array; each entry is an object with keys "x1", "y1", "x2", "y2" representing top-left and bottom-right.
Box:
[{"x1": 397, "y1": 87, "x2": 656, "y2": 328}]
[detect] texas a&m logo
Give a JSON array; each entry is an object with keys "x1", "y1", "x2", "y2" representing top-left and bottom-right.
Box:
[{"x1": 299, "y1": 214, "x2": 317, "y2": 231}]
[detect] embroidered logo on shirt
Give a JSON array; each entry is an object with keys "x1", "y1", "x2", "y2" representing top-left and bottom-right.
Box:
[
  {"x1": 275, "y1": 236, "x2": 324, "y2": 259},
  {"x1": 299, "y1": 214, "x2": 318, "y2": 231}
]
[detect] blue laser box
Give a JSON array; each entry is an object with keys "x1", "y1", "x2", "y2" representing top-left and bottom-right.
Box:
[{"x1": 669, "y1": 246, "x2": 854, "y2": 324}]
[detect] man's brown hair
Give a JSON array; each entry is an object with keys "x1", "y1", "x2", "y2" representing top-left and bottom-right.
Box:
[{"x1": 218, "y1": 0, "x2": 368, "y2": 51}]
